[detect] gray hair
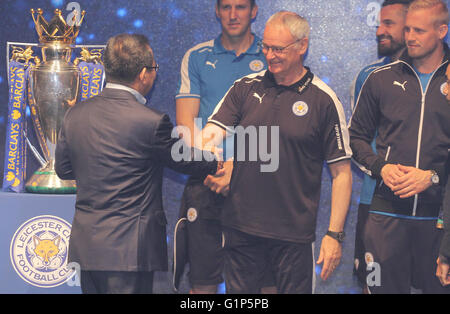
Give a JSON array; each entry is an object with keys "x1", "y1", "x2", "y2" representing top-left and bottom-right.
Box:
[{"x1": 266, "y1": 11, "x2": 310, "y2": 40}]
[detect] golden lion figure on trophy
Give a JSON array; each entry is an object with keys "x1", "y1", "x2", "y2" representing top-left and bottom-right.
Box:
[
  {"x1": 73, "y1": 47, "x2": 103, "y2": 66},
  {"x1": 10, "y1": 46, "x2": 40, "y2": 65}
]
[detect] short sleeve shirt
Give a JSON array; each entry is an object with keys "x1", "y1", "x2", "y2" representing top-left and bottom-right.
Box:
[
  {"x1": 176, "y1": 34, "x2": 267, "y2": 129},
  {"x1": 209, "y1": 69, "x2": 352, "y2": 243}
]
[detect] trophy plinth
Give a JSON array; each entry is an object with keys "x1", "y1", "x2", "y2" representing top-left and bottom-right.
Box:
[
  {"x1": 26, "y1": 161, "x2": 76, "y2": 194},
  {"x1": 25, "y1": 8, "x2": 84, "y2": 194}
]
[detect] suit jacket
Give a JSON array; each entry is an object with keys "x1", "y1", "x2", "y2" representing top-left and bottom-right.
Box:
[{"x1": 55, "y1": 88, "x2": 218, "y2": 272}]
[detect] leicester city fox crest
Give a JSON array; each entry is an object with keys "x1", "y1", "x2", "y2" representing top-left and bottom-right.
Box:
[
  {"x1": 10, "y1": 215, "x2": 74, "y2": 288},
  {"x1": 292, "y1": 101, "x2": 309, "y2": 117}
]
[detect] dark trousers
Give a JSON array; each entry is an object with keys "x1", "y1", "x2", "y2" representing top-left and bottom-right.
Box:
[
  {"x1": 80, "y1": 271, "x2": 154, "y2": 294},
  {"x1": 353, "y1": 203, "x2": 370, "y2": 286},
  {"x1": 223, "y1": 227, "x2": 314, "y2": 294},
  {"x1": 364, "y1": 213, "x2": 450, "y2": 294}
]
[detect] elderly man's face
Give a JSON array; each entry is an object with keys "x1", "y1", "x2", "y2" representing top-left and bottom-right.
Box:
[{"x1": 262, "y1": 22, "x2": 307, "y2": 80}]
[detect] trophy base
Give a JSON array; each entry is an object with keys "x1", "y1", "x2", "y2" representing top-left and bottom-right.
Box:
[{"x1": 25, "y1": 171, "x2": 76, "y2": 194}]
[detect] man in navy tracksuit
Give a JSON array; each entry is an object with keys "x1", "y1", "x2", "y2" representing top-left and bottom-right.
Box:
[
  {"x1": 350, "y1": 0, "x2": 412, "y2": 290},
  {"x1": 349, "y1": 0, "x2": 450, "y2": 293}
]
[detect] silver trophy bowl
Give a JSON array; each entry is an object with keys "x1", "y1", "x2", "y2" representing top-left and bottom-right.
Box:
[{"x1": 26, "y1": 44, "x2": 79, "y2": 193}]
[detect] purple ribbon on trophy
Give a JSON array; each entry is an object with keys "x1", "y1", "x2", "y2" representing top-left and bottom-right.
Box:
[
  {"x1": 2, "y1": 9, "x2": 105, "y2": 194},
  {"x1": 2, "y1": 61, "x2": 29, "y2": 192},
  {"x1": 75, "y1": 48, "x2": 104, "y2": 102}
]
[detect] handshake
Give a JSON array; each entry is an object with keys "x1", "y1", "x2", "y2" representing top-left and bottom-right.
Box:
[{"x1": 204, "y1": 146, "x2": 233, "y2": 196}]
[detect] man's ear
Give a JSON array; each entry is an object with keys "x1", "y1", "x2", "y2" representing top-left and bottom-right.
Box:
[
  {"x1": 438, "y1": 24, "x2": 448, "y2": 40},
  {"x1": 139, "y1": 67, "x2": 147, "y2": 82},
  {"x1": 298, "y1": 38, "x2": 309, "y2": 55},
  {"x1": 251, "y1": 4, "x2": 258, "y2": 20}
]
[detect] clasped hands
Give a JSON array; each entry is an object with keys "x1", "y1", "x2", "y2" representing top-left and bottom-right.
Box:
[
  {"x1": 380, "y1": 164, "x2": 433, "y2": 198},
  {"x1": 203, "y1": 146, "x2": 233, "y2": 196}
]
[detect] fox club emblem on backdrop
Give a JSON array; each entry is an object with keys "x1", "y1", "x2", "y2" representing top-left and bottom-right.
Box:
[{"x1": 10, "y1": 215, "x2": 74, "y2": 288}]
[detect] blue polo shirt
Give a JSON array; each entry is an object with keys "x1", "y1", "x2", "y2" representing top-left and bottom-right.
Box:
[
  {"x1": 176, "y1": 34, "x2": 267, "y2": 129},
  {"x1": 350, "y1": 56, "x2": 391, "y2": 205}
]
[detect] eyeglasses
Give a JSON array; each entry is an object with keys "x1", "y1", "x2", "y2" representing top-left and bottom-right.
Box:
[
  {"x1": 145, "y1": 64, "x2": 159, "y2": 72},
  {"x1": 259, "y1": 40, "x2": 301, "y2": 55}
]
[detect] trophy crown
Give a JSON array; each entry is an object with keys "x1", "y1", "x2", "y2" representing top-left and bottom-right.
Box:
[{"x1": 30, "y1": 8, "x2": 86, "y2": 44}]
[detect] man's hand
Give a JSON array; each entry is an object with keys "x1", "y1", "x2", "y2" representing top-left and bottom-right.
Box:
[
  {"x1": 436, "y1": 257, "x2": 450, "y2": 286},
  {"x1": 204, "y1": 159, "x2": 233, "y2": 196},
  {"x1": 380, "y1": 163, "x2": 406, "y2": 190},
  {"x1": 316, "y1": 235, "x2": 342, "y2": 281},
  {"x1": 391, "y1": 165, "x2": 432, "y2": 198}
]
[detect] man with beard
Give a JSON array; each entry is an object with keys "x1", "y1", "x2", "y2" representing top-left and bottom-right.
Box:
[
  {"x1": 349, "y1": 0, "x2": 412, "y2": 291},
  {"x1": 174, "y1": 0, "x2": 269, "y2": 294},
  {"x1": 349, "y1": 0, "x2": 450, "y2": 293}
]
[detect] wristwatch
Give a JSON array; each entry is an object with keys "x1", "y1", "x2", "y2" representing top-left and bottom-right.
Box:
[
  {"x1": 430, "y1": 170, "x2": 439, "y2": 185},
  {"x1": 326, "y1": 230, "x2": 345, "y2": 243}
]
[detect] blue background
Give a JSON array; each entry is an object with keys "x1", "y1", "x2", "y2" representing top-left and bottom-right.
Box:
[{"x1": 1, "y1": 0, "x2": 448, "y2": 294}]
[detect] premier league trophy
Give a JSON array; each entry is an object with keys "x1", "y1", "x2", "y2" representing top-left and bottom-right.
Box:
[{"x1": 25, "y1": 8, "x2": 85, "y2": 193}]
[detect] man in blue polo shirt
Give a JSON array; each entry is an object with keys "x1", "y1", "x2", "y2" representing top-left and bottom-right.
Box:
[
  {"x1": 350, "y1": 0, "x2": 411, "y2": 291},
  {"x1": 173, "y1": 0, "x2": 268, "y2": 294}
]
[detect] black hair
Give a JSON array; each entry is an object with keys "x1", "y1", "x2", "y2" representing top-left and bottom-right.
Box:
[
  {"x1": 104, "y1": 33, "x2": 154, "y2": 84},
  {"x1": 382, "y1": 0, "x2": 414, "y2": 7},
  {"x1": 216, "y1": 0, "x2": 256, "y2": 8}
]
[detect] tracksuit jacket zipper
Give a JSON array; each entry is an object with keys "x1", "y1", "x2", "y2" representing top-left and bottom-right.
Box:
[{"x1": 397, "y1": 59, "x2": 448, "y2": 216}]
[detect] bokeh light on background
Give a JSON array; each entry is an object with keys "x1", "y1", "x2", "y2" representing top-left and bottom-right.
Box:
[{"x1": 1, "y1": 0, "x2": 448, "y2": 294}]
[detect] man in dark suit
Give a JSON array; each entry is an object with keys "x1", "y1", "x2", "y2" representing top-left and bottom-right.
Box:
[{"x1": 55, "y1": 33, "x2": 222, "y2": 294}]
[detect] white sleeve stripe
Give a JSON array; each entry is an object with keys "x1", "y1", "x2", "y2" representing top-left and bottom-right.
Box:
[
  {"x1": 208, "y1": 84, "x2": 235, "y2": 121},
  {"x1": 327, "y1": 155, "x2": 352, "y2": 164},
  {"x1": 178, "y1": 40, "x2": 214, "y2": 95},
  {"x1": 311, "y1": 75, "x2": 352, "y2": 157},
  {"x1": 348, "y1": 60, "x2": 400, "y2": 128},
  {"x1": 349, "y1": 61, "x2": 383, "y2": 112},
  {"x1": 208, "y1": 70, "x2": 267, "y2": 121},
  {"x1": 350, "y1": 158, "x2": 373, "y2": 176},
  {"x1": 175, "y1": 93, "x2": 201, "y2": 99}
]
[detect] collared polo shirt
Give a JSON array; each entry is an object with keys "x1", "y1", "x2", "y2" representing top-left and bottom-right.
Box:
[
  {"x1": 209, "y1": 68, "x2": 352, "y2": 243},
  {"x1": 176, "y1": 34, "x2": 267, "y2": 128}
]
